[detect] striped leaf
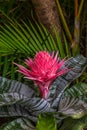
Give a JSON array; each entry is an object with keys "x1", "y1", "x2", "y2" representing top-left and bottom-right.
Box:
[
  {"x1": 0, "y1": 76, "x2": 35, "y2": 97},
  {"x1": 0, "y1": 95, "x2": 51, "y2": 121},
  {"x1": 49, "y1": 55, "x2": 87, "y2": 109},
  {"x1": 56, "y1": 83, "x2": 87, "y2": 120},
  {"x1": 0, "y1": 118, "x2": 36, "y2": 130},
  {"x1": 65, "y1": 83, "x2": 87, "y2": 97},
  {"x1": 0, "y1": 77, "x2": 51, "y2": 123},
  {"x1": 58, "y1": 96, "x2": 87, "y2": 119},
  {"x1": 57, "y1": 83, "x2": 87, "y2": 130}
]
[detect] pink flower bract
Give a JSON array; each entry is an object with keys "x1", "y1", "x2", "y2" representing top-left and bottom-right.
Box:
[{"x1": 14, "y1": 51, "x2": 68, "y2": 99}]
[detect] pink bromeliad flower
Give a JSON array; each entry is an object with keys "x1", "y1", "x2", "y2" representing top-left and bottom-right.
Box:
[{"x1": 14, "y1": 51, "x2": 68, "y2": 99}]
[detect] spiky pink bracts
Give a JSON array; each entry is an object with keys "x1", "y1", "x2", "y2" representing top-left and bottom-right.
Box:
[{"x1": 14, "y1": 51, "x2": 68, "y2": 99}]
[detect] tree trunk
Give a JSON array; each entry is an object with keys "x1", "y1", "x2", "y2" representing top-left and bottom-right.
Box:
[{"x1": 31, "y1": 0, "x2": 62, "y2": 40}]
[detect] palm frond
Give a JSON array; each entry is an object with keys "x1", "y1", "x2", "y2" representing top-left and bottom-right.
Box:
[
  {"x1": 0, "y1": 0, "x2": 32, "y2": 22},
  {"x1": 0, "y1": 21, "x2": 58, "y2": 57},
  {"x1": 0, "y1": 55, "x2": 24, "y2": 81}
]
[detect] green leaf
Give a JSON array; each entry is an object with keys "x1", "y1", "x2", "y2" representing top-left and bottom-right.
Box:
[
  {"x1": 57, "y1": 117, "x2": 87, "y2": 130},
  {"x1": 0, "y1": 54, "x2": 24, "y2": 81},
  {"x1": 0, "y1": 21, "x2": 58, "y2": 56},
  {"x1": 0, "y1": 118, "x2": 36, "y2": 130},
  {"x1": 54, "y1": 29, "x2": 65, "y2": 58},
  {"x1": 63, "y1": 33, "x2": 71, "y2": 57},
  {"x1": 36, "y1": 113, "x2": 57, "y2": 130}
]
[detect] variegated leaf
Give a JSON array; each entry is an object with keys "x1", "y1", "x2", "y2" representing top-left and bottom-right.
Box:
[
  {"x1": 0, "y1": 77, "x2": 52, "y2": 123},
  {"x1": 49, "y1": 55, "x2": 87, "y2": 109},
  {"x1": 0, "y1": 76, "x2": 35, "y2": 98},
  {"x1": 57, "y1": 83, "x2": 87, "y2": 119},
  {"x1": 0, "y1": 118, "x2": 36, "y2": 130},
  {"x1": 58, "y1": 96, "x2": 87, "y2": 119}
]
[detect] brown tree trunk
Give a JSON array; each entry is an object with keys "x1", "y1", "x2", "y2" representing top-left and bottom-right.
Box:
[{"x1": 31, "y1": 0, "x2": 62, "y2": 40}]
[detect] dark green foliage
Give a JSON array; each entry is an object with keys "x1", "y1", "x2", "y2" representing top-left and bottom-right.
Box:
[
  {"x1": 0, "y1": 118, "x2": 36, "y2": 130},
  {"x1": 0, "y1": 1, "x2": 87, "y2": 129},
  {"x1": 0, "y1": 0, "x2": 32, "y2": 22}
]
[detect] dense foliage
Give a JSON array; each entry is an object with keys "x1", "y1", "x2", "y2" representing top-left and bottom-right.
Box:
[{"x1": 0, "y1": 0, "x2": 87, "y2": 130}]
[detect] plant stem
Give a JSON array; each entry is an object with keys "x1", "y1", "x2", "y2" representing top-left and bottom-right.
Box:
[
  {"x1": 72, "y1": 0, "x2": 80, "y2": 55},
  {"x1": 78, "y1": 0, "x2": 84, "y2": 19},
  {"x1": 55, "y1": 0, "x2": 73, "y2": 45},
  {"x1": 72, "y1": 0, "x2": 85, "y2": 55}
]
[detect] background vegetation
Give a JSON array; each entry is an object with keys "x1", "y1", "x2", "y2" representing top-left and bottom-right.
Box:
[{"x1": 0, "y1": 0, "x2": 87, "y2": 130}]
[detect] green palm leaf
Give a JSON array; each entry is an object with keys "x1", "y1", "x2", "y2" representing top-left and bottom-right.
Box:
[
  {"x1": 0, "y1": 55, "x2": 23, "y2": 80},
  {"x1": 0, "y1": 21, "x2": 58, "y2": 56}
]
